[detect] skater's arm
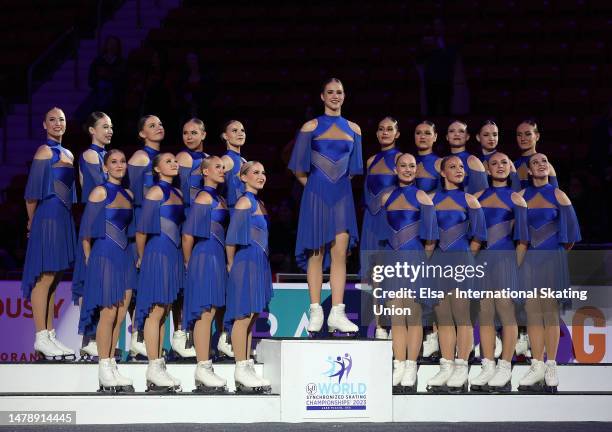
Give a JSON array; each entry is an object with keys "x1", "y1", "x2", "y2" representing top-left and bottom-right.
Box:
[
  {"x1": 135, "y1": 233, "x2": 146, "y2": 269},
  {"x1": 226, "y1": 244, "x2": 236, "y2": 272}
]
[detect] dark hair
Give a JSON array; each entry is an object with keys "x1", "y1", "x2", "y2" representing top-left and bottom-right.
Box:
[
  {"x1": 448, "y1": 119, "x2": 468, "y2": 131},
  {"x1": 85, "y1": 111, "x2": 109, "y2": 134},
  {"x1": 151, "y1": 152, "x2": 171, "y2": 183},
  {"x1": 221, "y1": 119, "x2": 242, "y2": 141},
  {"x1": 379, "y1": 116, "x2": 399, "y2": 131},
  {"x1": 439, "y1": 155, "x2": 464, "y2": 190},
  {"x1": 45, "y1": 106, "x2": 64, "y2": 119},
  {"x1": 321, "y1": 77, "x2": 343, "y2": 93},
  {"x1": 185, "y1": 117, "x2": 206, "y2": 133},
  {"x1": 478, "y1": 119, "x2": 498, "y2": 134},
  {"x1": 416, "y1": 120, "x2": 436, "y2": 133},
  {"x1": 395, "y1": 152, "x2": 416, "y2": 167},
  {"x1": 137, "y1": 114, "x2": 159, "y2": 143},
  {"x1": 518, "y1": 118, "x2": 539, "y2": 133},
  {"x1": 103, "y1": 148, "x2": 125, "y2": 165}
]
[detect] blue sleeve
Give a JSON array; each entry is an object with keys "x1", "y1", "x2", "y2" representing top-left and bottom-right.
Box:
[
  {"x1": 349, "y1": 133, "x2": 363, "y2": 176},
  {"x1": 24, "y1": 158, "x2": 53, "y2": 200},
  {"x1": 512, "y1": 205, "x2": 530, "y2": 242},
  {"x1": 178, "y1": 166, "x2": 191, "y2": 206},
  {"x1": 137, "y1": 198, "x2": 161, "y2": 234},
  {"x1": 509, "y1": 171, "x2": 522, "y2": 192},
  {"x1": 467, "y1": 169, "x2": 489, "y2": 194},
  {"x1": 127, "y1": 164, "x2": 146, "y2": 206},
  {"x1": 79, "y1": 200, "x2": 106, "y2": 239},
  {"x1": 558, "y1": 204, "x2": 581, "y2": 244},
  {"x1": 468, "y1": 207, "x2": 487, "y2": 242},
  {"x1": 549, "y1": 175, "x2": 559, "y2": 188},
  {"x1": 226, "y1": 208, "x2": 250, "y2": 246},
  {"x1": 288, "y1": 130, "x2": 312, "y2": 174},
  {"x1": 419, "y1": 204, "x2": 440, "y2": 241},
  {"x1": 182, "y1": 202, "x2": 211, "y2": 238},
  {"x1": 80, "y1": 160, "x2": 105, "y2": 203}
]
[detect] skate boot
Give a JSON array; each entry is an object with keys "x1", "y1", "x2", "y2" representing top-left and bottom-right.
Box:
[
  {"x1": 80, "y1": 339, "x2": 98, "y2": 361},
  {"x1": 470, "y1": 358, "x2": 496, "y2": 392},
  {"x1": 247, "y1": 358, "x2": 271, "y2": 386},
  {"x1": 392, "y1": 360, "x2": 406, "y2": 394},
  {"x1": 160, "y1": 357, "x2": 182, "y2": 389},
  {"x1": 98, "y1": 358, "x2": 118, "y2": 392},
  {"x1": 34, "y1": 330, "x2": 64, "y2": 361},
  {"x1": 422, "y1": 331, "x2": 439, "y2": 359},
  {"x1": 400, "y1": 360, "x2": 418, "y2": 393},
  {"x1": 426, "y1": 358, "x2": 454, "y2": 392},
  {"x1": 307, "y1": 303, "x2": 324, "y2": 336},
  {"x1": 488, "y1": 359, "x2": 512, "y2": 393},
  {"x1": 130, "y1": 331, "x2": 147, "y2": 360},
  {"x1": 171, "y1": 330, "x2": 196, "y2": 359},
  {"x1": 217, "y1": 331, "x2": 235, "y2": 359},
  {"x1": 494, "y1": 335, "x2": 503, "y2": 359},
  {"x1": 48, "y1": 329, "x2": 76, "y2": 360},
  {"x1": 375, "y1": 327, "x2": 389, "y2": 340},
  {"x1": 447, "y1": 359, "x2": 469, "y2": 393},
  {"x1": 515, "y1": 333, "x2": 531, "y2": 358},
  {"x1": 327, "y1": 304, "x2": 358, "y2": 336},
  {"x1": 110, "y1": 358, "x2": 134, "y2": 392},
  {"x1": 234, "y1": 360, "x2": 271, "y2": 394},
  {"x1": 194, "y1": 360, "x2": 227, "y2": 393},
  {"x1": 518, "y1": 359, "x2": 546, "y2": 392},
  {"x1": 544, "y1": 360, "x2": 559, "y2": 393},
  {"x1": 146, "y1": 358, "x2": 179, "y2": 393}
]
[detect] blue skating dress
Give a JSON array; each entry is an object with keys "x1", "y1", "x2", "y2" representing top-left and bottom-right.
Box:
[
  {"x1": 78, "y1": 182, "x2": 136, "y2": 336},
  {"x1": 221, "y1": 149, "x2": 246, "y2": 208},
  {"x1": 477, "y1": 185, "x2": 529, "y2": 295},
  {"x1": 416, "y1": 152, "x2": 441, "y2": 193},
  {"x1": 178, "y1": 148, "x2": 209, "y2": 215},
  {"x1": 432, "y1": 189, "x2": 487, "y2": 294},
  {"x1": 22, "y1": 140, "x2": 77, "y2": 299},
  {"x1": 521, "y1": 184, "x2": 581, "y2": 304},
  {"x1": 383, "y1": 184, "x2": 439, "y2": 304},
  {"x1": 182, "y1": 186, "x2": 229, "y2": 330},
  {"x1": 450, "y1": 150, "x2": 489, "y2": 194},
  {"x1": 225, "y1": 191, "x2": 273, "y2": 323},
  {"x1": 134, "y1": 180, "x2": 185, "y2": 330},
  {"x1": 72, "y1": 144, "x2": 107, "y2": 304},
  {"x1": 289, "y1": 115, "x2": 363, "y2": 270},
  {"x1": 360, "y1": 148, "x2": 401, "y2": 275},
  {"x1": 513, "y1": 155, "x2": 559, "y2": 191}
]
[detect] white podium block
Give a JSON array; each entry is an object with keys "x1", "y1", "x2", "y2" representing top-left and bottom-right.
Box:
[{"x1": 257, "y1": 338, "x2": 392, "y2": 422}]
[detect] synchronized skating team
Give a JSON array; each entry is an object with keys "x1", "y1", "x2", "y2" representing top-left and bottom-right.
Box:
[{"x1": 20, "y1": 78, "x2": 580, "y2": 394}]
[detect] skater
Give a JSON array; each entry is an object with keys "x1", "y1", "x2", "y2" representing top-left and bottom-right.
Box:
[
  {"x1": 476, "y1": 120, "x2": 521, "y2": 195},
  {"x1": 517, "y1": 153, "x2": 580, "y2": 393},
  {"x1": 427, "y1": 155, "x2": 487, "y2": 392},
  {"x1": 182, "y1": 155, "x2": 229, "y2": 393},
  {"x1": 22, "y1": 107, "x2": 77, "y2": 361},
  {"x1": 445, "y1": 120, "x2": 488, "y2": 194},
  {"x1": 471, "y1": 152, "x2": 529, "y2": 392},
  {"x1": 134, "y1": 153, "x2": 184, "y2": 392},
  {"x1": 361, "y1": 117, "x2": 401, "y2": 340},
  {"x1": 514, "y1": 120, "x2": 558, "y2": 190},
  {"x1": 126, "y1": 114, "x2": 164, "y2": 358},
  {"x1": 78, "y1": 149, "x2": 135, "y2": 392},
  {"x1": 289, "y1": 78, "x2": 363, "y2": 336},
  {"x1": 380, "y1": 153, "x2": 438, "y2": 393},
  {"x1": 226, "y1": 161, "x2": 272, "y2": 393}
]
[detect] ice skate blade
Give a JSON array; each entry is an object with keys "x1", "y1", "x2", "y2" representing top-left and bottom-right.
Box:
[
  {"x1": 78, "y1": 354, "x2": 98, "y2": 362},
  {"x1": 393, "y1": 384, "x2": 416, "y2": 395},
  {"x1": 235, "y1": 383, "x2": 272, "y2": 394},
  {"x1": 544, "y1": 384, "x2": 558, "y2": 394},
  {"x1": 426, "y1": 384, "x2": 449, "y2": 393},
  {"x1": 328, "y1": 330, "x2": 358, "y2": 338},
  {"x1": 146, "y1": 382, "x2": 181, "y2": 393},
  {"x1": 517, "y1": 382, "x2": 545, "y2": 393},
  {"x1": 488, "y1": 382, "x2": 512, "y2": 393},
  {"x1": 193, "y1": 383, "x2": 228, "y2": 394},
  {"x1": 97, "y1": 386, "x2": 118, "y2": 393},
  {"x1": 35, "y1": 351, "x2": 73, "y2": 362},
  {"x1": 469, "y1": 384, "x2": 489, "y2": 393},
  {"x1": 447, "y1": 383, "x2": 469, "y2": 393},
  {"x1": 167, "y1": 351, "x2": 196, "y2": 363}
]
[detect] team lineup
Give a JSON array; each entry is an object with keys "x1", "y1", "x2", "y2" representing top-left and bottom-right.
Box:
[{"x1": 20, "y1": 77, "x2": 581, "y2": 395}]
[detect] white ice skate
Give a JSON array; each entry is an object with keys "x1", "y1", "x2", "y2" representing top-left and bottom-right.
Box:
[
  {"x1": 247, "y1": 358, "x2": 270, "y2": 386},
  {"x1": 34, "y1": 330, "x2": 64, "y2": 360},
  {"x1": 447, "y1": 359, "x2": 469, "y2": 392},
  {"x1": 235, "y1": 360, "x2": 271, "y2": 393},
  {"x1": 544, "y1": 360, "x2": 559, "y2": 393},
  {"x1": 110, "y1": 358, "x2": 134, "y2": 392},
  {"x1": 494, "y1": 335, "x2": 503, "y2": 359},
  {"x1": 515, "y1": 333, "x2": 531, "y2": 358},
  {"x1": 426, "y1": 358, "x2": 454, "y2": 392},
  {"x1": 422, "y1": 331, "x2": 439, "y2": 358},
  {"x1": 518, "y1": 359, "x2": 546, "y2": 392},
  {"x1": 375, "y1": 327, "x2": 389, "y2": 340},
  {"x1": 217, "y1": 331, "x2": 235, "y2": 358},
  {"x1": 171, "y1": 330, "x2": 196, "y2": 359},
  {"x1": 146, "y1": 358, "x2": 180, "y2": 392},
  {"x1": 488, "y1": 359, "x2": 512, "y2": 392},
  {"x1": 327, "y1": 304, "x2": 358, "y2": 335},
  {"x1": 392, "y1": 360, "x2": 406, "y2": 389},
  {"x1": 98, "y1": 358, "x2": 118, "y2": 392},
  {"x1": 194, "y1": 360, "x2": 227, "y2": 393},
  {"x1": 470, "y1": 358, "x2": 496, "y2": 392},
  {"x1": 49, "y1": 329, "x2": 76, "y2": 360},
  {"x1": 307, "y1": 303, "x2": 324, "y2": 334},
  {"x1": 130, "y1": 331, "x2": 147, "y2": 359},
  {"x1": 80, "y1": 339, "x2": 98, "y2": 360},
  {"x1": 400, "y1": 360, "x2": 418, "y2": 393}
]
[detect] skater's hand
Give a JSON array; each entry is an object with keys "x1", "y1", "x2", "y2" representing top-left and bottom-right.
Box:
[{"x1": 136, "y1": 257, "x2": 142, "y2": 270}]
